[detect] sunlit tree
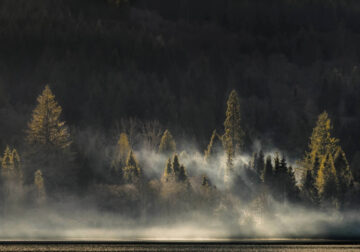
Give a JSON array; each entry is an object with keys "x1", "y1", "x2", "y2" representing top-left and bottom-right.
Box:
[
  {"x1": 223, "y1": 90, "x2": 244, "y2": 157},
  {"x1": 123, "y1": 150, "x2": 141, "y2": 183},
  {"x1": 159, "y1": 129, "x2": 176, "y2": 154},
  {"x1": 111, "y1": 132, "x2": 131, "y2": 176},
  {"x1": 204, "y1": 129, "x2": 223, "y2": 162},
  {"x1": 303, "y1": 111, "x2": 338, "y2": 169},
  {"x1": 26, "y1": 85, "x2": 71, "y2": 149}
]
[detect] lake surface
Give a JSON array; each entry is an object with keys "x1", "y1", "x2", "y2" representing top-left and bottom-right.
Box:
[{"x1": 0, "y1": 242, "x2": 359, "y2": 251}]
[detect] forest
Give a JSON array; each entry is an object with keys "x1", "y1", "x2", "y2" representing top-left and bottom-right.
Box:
[{"x1": 0, "y1": 0, "x2": 360, "y2": 239}]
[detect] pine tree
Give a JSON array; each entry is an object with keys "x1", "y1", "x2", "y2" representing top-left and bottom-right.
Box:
[
  {"x1": 26, "y1": 85, "x2": 71, "y2": 149},
  {"x1": 262, "y1": 155, "x2": 274, "y2": 187},
  {"x1": 286, "y1": 166, "x2": 300, "y2": 202},
  {"x1": 34, "y1": 169, "x2": 46, "y2": 204},
  {"x1": 274, "y1": 155, "x2": 288, "y2": 202},
  {"x1": 159, "y1": 129, "x2": 176, "y2": 154},
  {"x1": 301, "y1": 169, "x2": 319, "y2": 206},
  {"x1": 204, "y1": 129, "x2": 223, "y2": 162},
  {"x1": 223, "y1": 90, "x2": 244, "y2": 157},
  {"x1": 251, "y1": 152, "x2": 258, "y2": 170},
  {"x1": 178, "y1": 165, "x2": 188, "y2": 182},
  {"x1": 172, "y1": 154, "x2": 181, "y2": 178},
  {"x1": 123, "y1": 150, "x2": 141, "y2": 183},
  {"x1": 163, "y1": 158, "x2": 173, "y2": 182},
  {"x1": 254, "y1": 150, "x2": 265, "y2": 176}
]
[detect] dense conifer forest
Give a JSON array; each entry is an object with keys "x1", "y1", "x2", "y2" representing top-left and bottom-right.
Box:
[{"x1": 0, "y1": 0, "x2": 360, "y2": 239}]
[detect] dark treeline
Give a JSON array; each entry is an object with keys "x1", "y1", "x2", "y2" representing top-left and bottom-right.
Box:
[
  {"x1": 1, "y1": 0, "x2": 360, "y2": 158},
  {"x1": 0, "y1": 0, "x2": 359, "y2": 230}
]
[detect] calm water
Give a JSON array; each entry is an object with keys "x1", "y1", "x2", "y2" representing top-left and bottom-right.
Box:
[{"x1": 0, "y1": 243, "x2": 359, "y2": 251}]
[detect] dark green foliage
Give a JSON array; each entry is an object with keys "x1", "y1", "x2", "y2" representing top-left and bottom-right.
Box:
[
  {"x1": 172, "y1": 154, "x2": 180, "y2": 177},
  {"x1": 178, "y1": 165, "x2": 187, "y2": 182},
  {"x1": 252, "y1": 150, "x2": 265, "y2": 177},
  {"x1": 262, "y1": 156, "x2": 274, "y2": 187},
  {"x1": 286, "y1": 166, "x2": 300, "y2": 203},
  {"x1": 301, "y1": 169, "x2": 319, "y2": 207}
]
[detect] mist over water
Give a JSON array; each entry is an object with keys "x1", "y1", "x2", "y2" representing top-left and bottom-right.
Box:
[{"x1": 0, "y1": 137, "x2": 359, "y2": 241}]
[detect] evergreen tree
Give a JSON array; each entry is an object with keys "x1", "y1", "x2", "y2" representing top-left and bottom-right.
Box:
[
  {"x1": 123, "y1": 150, "x2": 141, "y2": 183},
  {"x1": 274, "y1": 155, "x2": 288, "y2": 202},
  {"x1": 159, "y1": 129, "x2": 176, "y2": 154},
  {"x1": 26, "y1": 85, "x2": 71, "y2": 149},
  {"x1": 223, "y1": 90, "x2": 244, "y2": 157},
  {"x1": 286, "y1": 166, "x2": 300, "y2": 202},
  {"x1": 178, "y1": 165, "x2": 188, "y2": 182},
  {"x1": 301, "y1": 169, "x2": 319, "y2": 206},
  {"x1": 172, "y1": 154, "x2": 181, "y2": 178},
  {"x1": 251, "y1": 152, "x2": 258, "y2": 170},
  {"x1": 274, "y1": 153, "x2": 281, "y2": 178},
  {"x1": 262, "y1": 155, "x2": 274, "y2": 187},
  {"x1": 204, "y1": 129, "x2": 223, "y2": 162},
  {"x1": 254, "y1": 150, "x2": 265, "y2": 177},
  {"x1": 163, "y1": 158, "x2": 173, "y2": 182},
  {"x1": 34, "y1": 169, "x2": 46, "y2": 204}
]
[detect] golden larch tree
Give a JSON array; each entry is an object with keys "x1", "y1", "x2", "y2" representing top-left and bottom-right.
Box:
[
  {"x1": 112, "y1": 132, "x2": 131, "y2": 170},
  {"x1": 123, "y1": 150, "x2": 141, "y2": 183},
  {"x1": 159, "y1": 129, "x2": 176, "y2": 154},
  {"x1": 223, "y1": 90, "x2": 244, "y2": 157},
  {"x1": 305, "y1": 111, "x2": 339, "y2": 168},
  {"x1": 26, "y1": 85, "x2": 71, "y2": 149}
]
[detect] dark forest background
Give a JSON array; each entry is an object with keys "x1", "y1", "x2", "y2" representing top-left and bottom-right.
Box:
[{"x1": 0, "y1": 0, "x2": 360, "y2": 164}]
